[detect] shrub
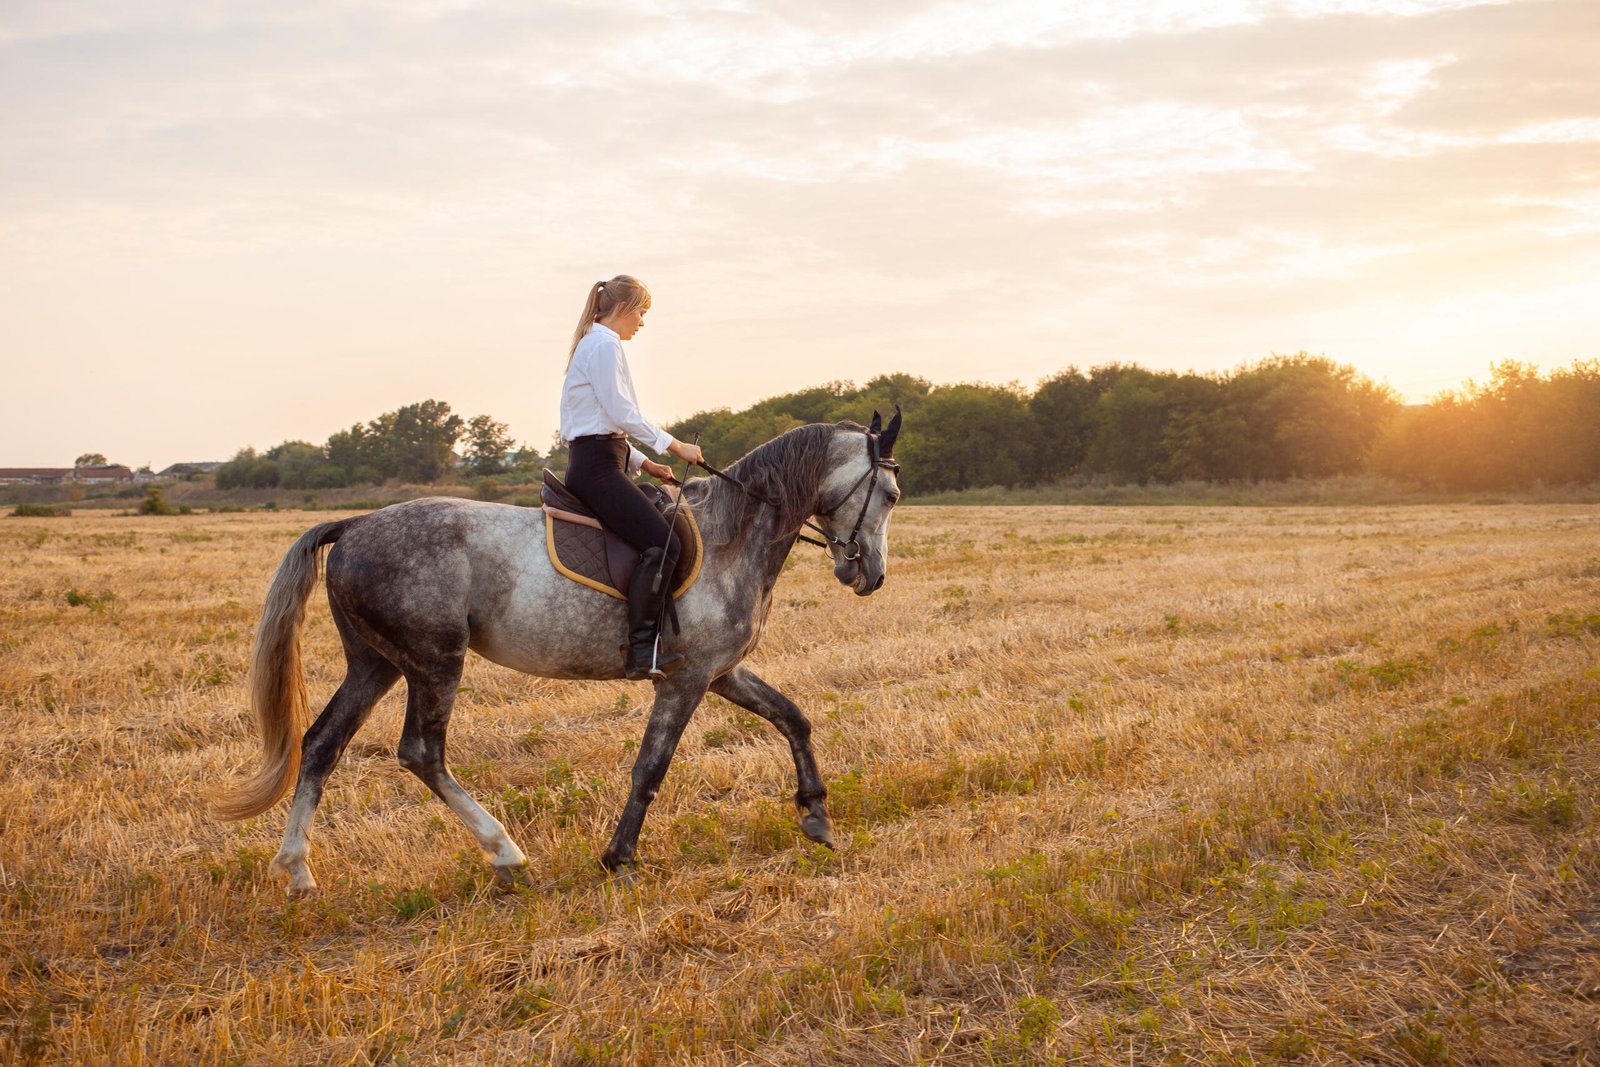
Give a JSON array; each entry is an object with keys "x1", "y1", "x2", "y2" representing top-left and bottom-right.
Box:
[
  {"x1": 246, "y1": 460, "x2": 281, "y2": 488},
  {"x1": 10, "y1": 503, "x2": 70, "y2": 517},
  {"x1": 306, "y1": 464, "x2": 346, "y2": 489},
  {"x1": 137, "y1": 488, "x2": 191, "y2": 516},
  {"x1": 473, "y1": 477, "x2": 510, "y2": 501},
  {"x1": 65, "y1": 587, "x2": 115, "y2": 611}
]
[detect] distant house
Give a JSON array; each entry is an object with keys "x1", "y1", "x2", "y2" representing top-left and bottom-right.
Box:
[
  {"x1": 0, "y1": 465, "x2": 135, "y2": 485},
  {"x1": 155, "y1": 462, "x2": 223, "y2": 479},
  {"x1": 73, "y1": 465, "x2": 135, "y2": 484},
  {"x1": 0, "y1": 468, "x2": 73, "y2": 485}
]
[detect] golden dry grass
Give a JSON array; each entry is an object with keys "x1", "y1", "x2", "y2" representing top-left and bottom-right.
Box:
[{"x1": 2, "y1": 504, "x2": 1598, "y2": 1065}]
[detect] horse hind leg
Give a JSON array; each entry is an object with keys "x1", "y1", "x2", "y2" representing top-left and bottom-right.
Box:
[
  {"x1": 270, "y1": 615, "x2": 400, "y2": 897},
  {"x1": 395, "y1": 657, "x2": 530, "y2": 884}
]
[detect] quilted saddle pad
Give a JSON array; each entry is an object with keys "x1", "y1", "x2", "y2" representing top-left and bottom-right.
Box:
[{"x1": 542, "y1": 484, "x2": 702, "y2": 601}]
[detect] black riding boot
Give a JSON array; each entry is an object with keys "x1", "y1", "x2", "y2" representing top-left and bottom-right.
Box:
[{"x1": 624, "y1": 547, "x2": 682, "y2": 681}]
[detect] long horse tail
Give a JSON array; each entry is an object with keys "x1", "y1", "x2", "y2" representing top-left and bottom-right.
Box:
[{"x1": 212, "y1": 518, "x2": 359, "y2": 821}]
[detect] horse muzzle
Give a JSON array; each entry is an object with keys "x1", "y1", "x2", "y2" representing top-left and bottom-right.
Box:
[{"x1": 835, "y1": 555, "x2": 885, "y2": 596}]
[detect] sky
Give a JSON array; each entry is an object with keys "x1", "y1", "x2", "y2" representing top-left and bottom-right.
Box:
[{"x1": 2, "y1": 0, "x2": 1597, "y2": 467}]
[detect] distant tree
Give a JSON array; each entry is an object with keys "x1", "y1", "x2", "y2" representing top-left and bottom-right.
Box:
[
  {"x1": 214, "y1": 448, "x2": 258, "y2": 490},
  {"x1": 1030, "y1": 368, "x2": 1101, "y2": 481},
  {"x1": 896, "y1": 383, "x2": 1032, "y2": 494},
  {"x1": 75, "y1": 453, "x2": 108, "y2": 468},
  {"x1": 508, "y1": 442, "x2": 544, "y2": 478},
  {"x1": 385, "y1": 400, "x2": 464, "y2": 483},
  {"x1": 1218, "y1": 355, "x2": 1398, "y2": 480},
  {"x1": 138, "y1": 487, "x2": 190, "y2": 515},
  {"x1": 667, "y1": 407, "x2": 804, "y2": 468},
  {"x1": 362, "y1": 411, "x2": 401, "y2": 478},
  {"x1": 322, "y1": 400, "x2": 465, "y2": 483},
  {"x1": 1372, "y1": 360, "x2": 1600, "y2": 490},
  {"x1": 666, "y1": 375, "x2": 932, "y2": 471},
  {"x1": 245, "y1": 459, "x2": 281, "y2": 488},
  {"x1": 857, "y1": 373, "x2": 933, "y2": 418},
  {"x1": 1154, "y1": 374, "x2": 1232, "y2": 481},
  {"x1": 265, "y1": 441, "x2": 327, "y2": 489},
  {"x1": 325, "y1": 424, "x2": 372, "y2": 481},
  {"x1": 1529, "y1": 360, "x2": 1600, "y2": 483},
  {"x1": 543, "y1": 433, "x2": 570, "y2": 475},
  {"x1": 463, "y1": 415, "x2": 516, "y2": 476},
  {"x1": 1084, "y1": 366, "x2": 1181, "y2": 483}
]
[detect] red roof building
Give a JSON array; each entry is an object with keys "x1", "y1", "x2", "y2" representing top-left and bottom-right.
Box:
[{"x1": 0, "y1": 466, "x2": 135, "y2": 485}]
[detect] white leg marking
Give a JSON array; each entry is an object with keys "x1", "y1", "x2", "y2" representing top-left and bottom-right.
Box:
[
  {"x1": 437, "y1": 778, "x2": 527, "y2": 869},
  {"x1": 270, "y1": 791, "x2": 320, "y2": 896}
]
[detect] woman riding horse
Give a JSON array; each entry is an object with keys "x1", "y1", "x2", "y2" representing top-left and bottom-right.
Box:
[
  {"x1": 560, "y1": 275, "x2": 703, "y2": 680},
  {"x1": 212, "y1": 410, "x2": 902, "y2": 893}
]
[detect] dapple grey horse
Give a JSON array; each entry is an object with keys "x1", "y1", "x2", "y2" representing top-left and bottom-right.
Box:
[{"x1": 214, "y1": 415, "x2": 901, "y2": 895}]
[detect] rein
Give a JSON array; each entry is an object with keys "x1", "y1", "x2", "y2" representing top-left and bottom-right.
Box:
[{"x1": 694, "y1": 432, "x2": 900, "y2": 560}]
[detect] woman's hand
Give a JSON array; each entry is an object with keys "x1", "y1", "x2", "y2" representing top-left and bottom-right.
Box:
[
  {"x1": 640, "y1": 459, "x2": 677, "y2": 483},
  {"x1": 668, "y1": 439, "x2": 704, "y2": 466}
]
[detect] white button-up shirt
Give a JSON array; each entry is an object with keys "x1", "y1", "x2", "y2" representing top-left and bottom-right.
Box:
[{"x1": 560, "y1": 322, "x2": 675, "y2": 473}]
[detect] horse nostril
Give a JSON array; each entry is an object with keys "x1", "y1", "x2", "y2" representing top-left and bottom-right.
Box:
[{"x1": 872, "y1": 574, "x2": 885, "y2": 591}]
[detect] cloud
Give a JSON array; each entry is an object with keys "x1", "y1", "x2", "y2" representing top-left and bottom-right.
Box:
[{"x1": 0, "y1": 0, "x2": 1595, "y2": 464}]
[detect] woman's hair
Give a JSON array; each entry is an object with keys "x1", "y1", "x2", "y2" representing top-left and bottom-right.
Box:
[{"x1": 567, "y1": 275, "x2": 652, "y2": 364}]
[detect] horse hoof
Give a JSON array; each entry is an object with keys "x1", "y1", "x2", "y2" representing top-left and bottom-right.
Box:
[
  {"x1": 492, "y1": 863, "x2": 531, "y2": 890},
  {"x1": 272, "y1": 854, "x2": 319, "y2": 897},
  {"x1": 800, "y1": 813, "x2": 837, "y2": 850},
  {"x1": 600, "y1": 854, "x2": 640, "y2": 887}
]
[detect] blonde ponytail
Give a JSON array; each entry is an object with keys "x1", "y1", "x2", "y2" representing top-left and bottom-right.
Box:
[{"x1": 567, "y1": 275, "x2": 652, "y2": 366}]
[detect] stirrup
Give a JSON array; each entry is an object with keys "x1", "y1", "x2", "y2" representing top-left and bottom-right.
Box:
[{"x1": 625, "y1": 634, "x2": 682, "y2": 681}]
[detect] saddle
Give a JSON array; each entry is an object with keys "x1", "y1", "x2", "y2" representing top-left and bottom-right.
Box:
[{"x1": 540, "y1": 469, "x2": 702, "y2": 601}]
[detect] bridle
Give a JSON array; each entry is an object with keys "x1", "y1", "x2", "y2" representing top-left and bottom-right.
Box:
[{"x1": 695, "y1": 430, "x2": 900, "y2": 561}]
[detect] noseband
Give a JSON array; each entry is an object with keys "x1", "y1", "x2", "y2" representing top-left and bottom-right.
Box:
[{"x1": 695, "y1": 431, "x2": 900, "y2": 559}]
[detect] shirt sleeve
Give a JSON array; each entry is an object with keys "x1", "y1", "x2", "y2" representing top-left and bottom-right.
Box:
[
  {"x1": 626, "y1": 444, "x2": 647, "y2": 474},
  {"x1": 591, "y1": 339, "x2": 675, "y2": 455}
]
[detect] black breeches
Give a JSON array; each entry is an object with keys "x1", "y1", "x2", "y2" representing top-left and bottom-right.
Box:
[{"x1": 565, "y1": 436, "x2": 681, "y2": 566}]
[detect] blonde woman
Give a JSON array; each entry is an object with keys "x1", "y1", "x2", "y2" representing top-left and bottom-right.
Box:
[{"x1": 559, "y1": 275, "x2": 704, "y2": 679}]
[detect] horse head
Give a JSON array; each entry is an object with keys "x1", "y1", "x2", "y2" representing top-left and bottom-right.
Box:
[{"x1": 820, "y1": 409, "x2": 901, "y2": 596}]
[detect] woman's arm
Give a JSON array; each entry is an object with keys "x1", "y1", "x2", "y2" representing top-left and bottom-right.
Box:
[{"x1": 589, "y1": 340, "x2": 674, "y2": 456}]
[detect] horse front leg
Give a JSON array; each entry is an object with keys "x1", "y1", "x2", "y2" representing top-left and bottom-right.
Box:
[
  {"x1": 709, "y1": 665, "x2": 835, "y2": 849},
  {"x1": 601, "y1": 674, "x2": 710, "y2": 872}
]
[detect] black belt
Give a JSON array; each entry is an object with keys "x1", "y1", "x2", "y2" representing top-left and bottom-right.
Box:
[{"x1": 571, "y1": 433, "x2": 625, "y2": 443}]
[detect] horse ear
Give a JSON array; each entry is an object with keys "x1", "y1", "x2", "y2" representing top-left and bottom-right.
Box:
[
  {"x1": 869, "y1": 410, "x2": 883, "y2": 434},
  {"x1": 880, "y1": 405, "x2": 902, "y2": 458}
]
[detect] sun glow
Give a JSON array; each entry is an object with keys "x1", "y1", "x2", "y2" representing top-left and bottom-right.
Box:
[{"x1": 0, "y1": 0, "x2": 1595, "y2": 464}]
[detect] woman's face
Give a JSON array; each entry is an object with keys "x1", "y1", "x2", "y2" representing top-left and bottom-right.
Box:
[{"x1": 604, "y1": 304, "x2": 647, "y2": 340}]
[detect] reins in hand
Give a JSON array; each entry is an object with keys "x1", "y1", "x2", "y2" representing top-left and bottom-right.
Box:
[{"x1": 694, "y1": 433, "x2": 899, "y2": 558}]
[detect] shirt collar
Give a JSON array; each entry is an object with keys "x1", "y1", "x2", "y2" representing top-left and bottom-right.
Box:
[{"x1": 587, "y1": 321, "x2": 619, "y2": 340}]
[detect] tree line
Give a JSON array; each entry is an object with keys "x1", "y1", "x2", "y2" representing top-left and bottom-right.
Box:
[
  {"x1": 659, "y1": 356, "x2": 1400, "y2": 495},
  {"x1": 215, "y1": 400, "x2": 535, "y2": 490},
  {"x1": 1368, "y1": 361, "x2": 1600, "y2": 491},
  {"x1": 665, "y1": 356, "x2": 1598, "y2": 494},
  {"x1": 211, "y1": 356, "x2": 1598, "y2": 496}
]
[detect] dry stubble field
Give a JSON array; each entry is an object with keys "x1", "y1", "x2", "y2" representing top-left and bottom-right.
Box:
[{"x1": 2, "y1": 504, "x2": 1599, "y2": 1065}]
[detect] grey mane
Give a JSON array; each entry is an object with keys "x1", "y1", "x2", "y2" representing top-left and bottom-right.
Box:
[{"x1": 690, "y1": 421, "x2": 865, "y2": 547}]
